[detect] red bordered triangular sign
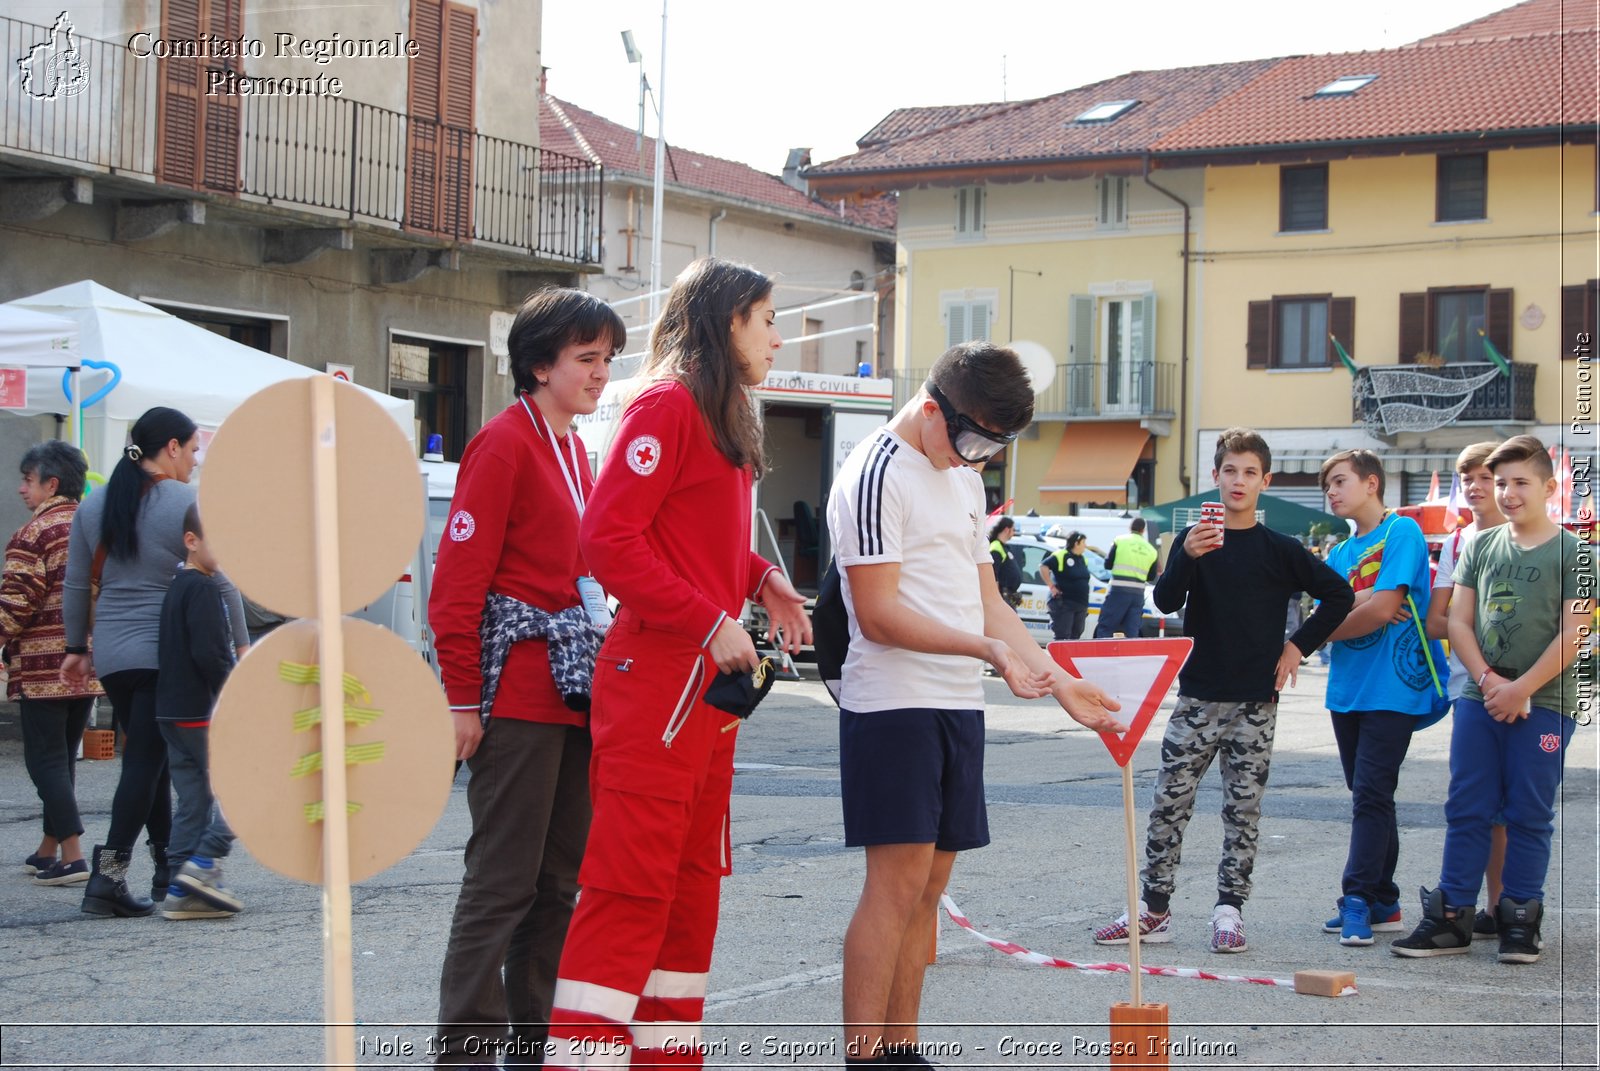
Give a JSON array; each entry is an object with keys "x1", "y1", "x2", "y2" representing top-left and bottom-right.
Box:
[{"x1": 1048, "y1": 638, "x2": 1193, "y2": 767}]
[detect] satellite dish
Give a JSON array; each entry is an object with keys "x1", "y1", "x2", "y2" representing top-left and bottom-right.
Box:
[{"x1": 1011, "y1": 340, "x2": 1055, "y2": 394}]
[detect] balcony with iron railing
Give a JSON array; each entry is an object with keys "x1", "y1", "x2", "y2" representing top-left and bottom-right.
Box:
[
  {"x1": 1353, "y1": 361, "x2": 1537, "y2": 428},
  {"x1": 1, "y1": 13, "x2": 601, "y2": 265},
  {"x1": 892, "y1": 360, "x2": 1177, "y2": 422}
]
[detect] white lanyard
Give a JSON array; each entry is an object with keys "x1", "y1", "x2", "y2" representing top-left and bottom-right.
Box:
[{"x1": 521, "y1": 393, "x2": 585, "y2": 517}]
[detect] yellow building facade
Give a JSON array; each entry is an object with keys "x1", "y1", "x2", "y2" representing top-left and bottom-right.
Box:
[
  {"x1": 1190, "y1": 143, "x2": 1593, "y2": 506},
  {"x1": 891, "y1": 170, "x2": 1199, "y2": 512}
]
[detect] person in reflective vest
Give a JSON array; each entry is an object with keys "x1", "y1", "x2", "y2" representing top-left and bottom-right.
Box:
[
  {"x1": 1094, "y1": 518, "x2": 1157, "y2": 638},
  {"x1": 1040, "y1": 530, "x2": 1091, "y2": 640},
  {"x1": 987, "y1": 516, "x2": 1023, "y2": 609}
]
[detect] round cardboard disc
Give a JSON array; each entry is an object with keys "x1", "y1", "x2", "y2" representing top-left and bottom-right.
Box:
[
  {"x1": 210, "y1": 618, "x2": 453, "y2": 885},
  {"x1": 199, "y1": 377, "x2": 423, "y2": 618}
]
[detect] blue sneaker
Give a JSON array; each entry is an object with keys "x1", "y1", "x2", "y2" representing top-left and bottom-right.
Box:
[
  {"x1": 1323, "y1": 897, "x2": 1402, "y2": 933},
  {"x1": 1340, "y1": 895, "x2": 1374, "y2": 946}
]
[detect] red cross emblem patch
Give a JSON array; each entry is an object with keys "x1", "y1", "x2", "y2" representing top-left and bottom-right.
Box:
[
  {"x1": 626, "y1": 434, "x2": 662, "y2": 476},
  {"x1": 449, "y1": 509, "x2": 476, "y2": 542},
  {"x1": 1539, "y1": 733, "x2": 1560, "y2": 753}
]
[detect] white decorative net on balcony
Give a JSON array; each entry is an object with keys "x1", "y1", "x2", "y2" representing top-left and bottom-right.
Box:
[{"x1": 1353, "y1": 365, "x2": 1504, "y2": 435}]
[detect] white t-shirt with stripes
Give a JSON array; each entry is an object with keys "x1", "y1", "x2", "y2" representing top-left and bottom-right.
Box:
[{"x1": 826, "y1": 428, "x2": 990, "y2": 712}]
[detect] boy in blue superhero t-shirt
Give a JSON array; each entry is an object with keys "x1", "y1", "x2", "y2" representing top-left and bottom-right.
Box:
[{"x1": 1319, "y1": 449, "x2": 1444, "y2": 946}]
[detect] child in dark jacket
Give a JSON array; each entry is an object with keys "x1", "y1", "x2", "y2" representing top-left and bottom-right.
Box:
[{"x1": 157, "y1": 505, "x2": 243, "y2": 920}]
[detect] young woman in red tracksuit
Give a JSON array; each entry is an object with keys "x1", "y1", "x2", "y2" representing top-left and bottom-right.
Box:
[
  {"x1": 548, "y1": 259, "x2": 811, "y2": 1070},
  {"x1": 430, "y1": 288, "x2": 627, "y2": 1067}
]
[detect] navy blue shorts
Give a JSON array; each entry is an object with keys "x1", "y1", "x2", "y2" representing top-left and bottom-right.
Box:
[{"x1": 839, "y1": 707, "x2": 990, "y2": 852}]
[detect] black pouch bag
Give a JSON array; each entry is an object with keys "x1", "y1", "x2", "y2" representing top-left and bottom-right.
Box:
[{"x1": 705, "y1": 656, "x2": 777, "y2": 719}]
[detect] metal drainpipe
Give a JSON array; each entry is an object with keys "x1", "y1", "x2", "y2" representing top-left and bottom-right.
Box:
[
  {"x1": 709, "y1": 208, "x2": 727, "y2": 256},
  {"x1": 1142, "y1": 157, "x2": 1193, "y2": 496}
]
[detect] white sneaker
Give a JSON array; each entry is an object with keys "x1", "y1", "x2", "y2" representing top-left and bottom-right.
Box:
[{"x1": 1211, "y1": 904, "x2": 1247, "y2": 953}]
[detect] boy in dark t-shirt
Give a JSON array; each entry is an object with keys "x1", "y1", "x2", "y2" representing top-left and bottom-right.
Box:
[
  {"x1": 1094, "y1": 428, "x2": 1352, "y2": 953},
  {"x1": 156, "y1": 505, "x2": 242, "y2": 920}
]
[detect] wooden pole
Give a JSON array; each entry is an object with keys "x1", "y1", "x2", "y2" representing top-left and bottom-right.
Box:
[
  {"x1": 1113, "y1": 760, "x2": 1168, "y2": 1069},
  {"x1": 1122, "y1": 762, "x2": 1141, "y2": 1007},
  {"x1": 311, "y1": 376, "x2": 356, "y2": 1068}
]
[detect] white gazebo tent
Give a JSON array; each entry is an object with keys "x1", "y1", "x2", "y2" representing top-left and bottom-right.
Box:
[
  {"x1": 4, "y1": 281, "x2": 414, "y2": 479},
  {"x1": 0, "y1": 304, "x2": 84, "y2": 441}
]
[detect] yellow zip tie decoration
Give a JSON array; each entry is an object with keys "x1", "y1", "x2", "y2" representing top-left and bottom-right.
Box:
[
  {"x1": 291, "y1": 704, "x2": 384, "y2": 734},
  {"x1": 278, "y1": 660, "x2": 372, "y2": 703},
  {"x1": 289, "y1": 741, "x2": 388, "y2": 779},
  {"x1": 304, "y1": 801, "x2": 363, "y2": 823}
]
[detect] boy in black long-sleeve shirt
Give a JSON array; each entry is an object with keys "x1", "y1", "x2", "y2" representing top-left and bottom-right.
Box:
[
  {"x1": 1094, "y1": 429, "x2": 1353, "y2": 953},
  {"x1": 157, "y1": 505, "x2": 243, "y2": 920}
]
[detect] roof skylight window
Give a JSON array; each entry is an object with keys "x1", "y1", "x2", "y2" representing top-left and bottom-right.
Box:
[
  {"x1": 1314, "y1": 75, "x2": 1377, "y2": 96},
  {"x1": 1075, "y1": 100, "x2": 1139, "y2": 123}
]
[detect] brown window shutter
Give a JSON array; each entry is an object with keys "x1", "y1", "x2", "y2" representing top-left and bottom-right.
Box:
[
  {"x1": 1561, "y1": 283, "x2": 1587, "y2": 359},
  {"x1": 1398, "y1": 292, "x2": 1426, "y2": 364},
  {"x1": 157, "y1": 0, "x2": 204, "y2": 188},
  {"x1": 406, "y1": 1, "x2": 445, "y2": 233},
  {"x1": 1246, "y1": 301, "x2": 1270, "y2": 369},
  {"x1": 200, "y1": 0, "x2": 243, "y2": 194},
  {"x1": 1328, "y1": 297, "x2": 1355, "y2": 365},
  {"x1": 1486, "y1": 288, "x2": 1513, "y2": 358},
  {"x1": 439, "y1": 3, "x2": 477, "y2": 238}
]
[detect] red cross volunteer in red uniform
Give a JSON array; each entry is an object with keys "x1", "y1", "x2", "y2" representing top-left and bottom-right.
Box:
[
  {"x1": 547, "y1": 259, "x2": 810, "y2": 1070},
  {"x1": 430, "y1": 288, "x2": 627, "y2": 1066}
]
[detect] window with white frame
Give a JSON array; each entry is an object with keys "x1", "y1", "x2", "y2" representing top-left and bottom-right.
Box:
[
  {"x1": 1097, "y1": 176, "x2": 1128, "y2": 228},
  {"x1": 943, "y1": 293, "x2": 995, "y2": 347},
  {"x1": 955, "y1": 186, "x2": 985, "y2": 236}
]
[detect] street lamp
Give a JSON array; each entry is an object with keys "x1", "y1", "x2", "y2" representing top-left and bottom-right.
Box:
[{"x1": 620, "y1": 7, "x2": 669, "y2": 323}]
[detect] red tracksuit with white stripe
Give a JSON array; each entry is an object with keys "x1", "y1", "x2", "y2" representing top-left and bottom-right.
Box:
[{"x1": 549, "y1": 380, "x2": 776, "y2": 1070}]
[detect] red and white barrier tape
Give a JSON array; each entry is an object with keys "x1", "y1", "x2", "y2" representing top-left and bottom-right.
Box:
[{"x1": 939, "y1": 895, "x2": 1357, "y2": 996}]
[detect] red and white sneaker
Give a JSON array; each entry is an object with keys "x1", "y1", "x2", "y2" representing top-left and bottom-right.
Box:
[
  {"x1": 1210, "y1": 905, "x2": 1247, "y2": 953},
  {"x1": 1093, "y1": 902, "x2": 1172, "y2": 945}
]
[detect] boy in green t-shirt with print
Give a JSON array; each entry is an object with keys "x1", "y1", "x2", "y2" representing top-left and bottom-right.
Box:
[{"x1": 1392, "y1": 436, "x2": 1591, "y2": 963}]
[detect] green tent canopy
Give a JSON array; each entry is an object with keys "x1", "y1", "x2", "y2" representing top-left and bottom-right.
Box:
[{"x1": 1141, "y1": 492, "x2": 1346, "y2": 540}]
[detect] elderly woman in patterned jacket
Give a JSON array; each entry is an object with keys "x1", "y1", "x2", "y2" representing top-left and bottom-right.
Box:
[{"x1": 1, "y1": 440, "x2": 103, "y2": 886}]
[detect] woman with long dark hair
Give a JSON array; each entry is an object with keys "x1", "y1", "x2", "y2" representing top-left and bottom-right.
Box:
[
  {"x1": 61, "y1": 407, "x2": 248, "y2": 917},
  {"x1": 546, "y1": 259, "x2": 811, "y2": 1070}
]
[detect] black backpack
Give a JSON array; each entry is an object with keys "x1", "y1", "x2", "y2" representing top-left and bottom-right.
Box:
[{"x1": 812, "y1": 558, "x2": 849, "y2": 706}]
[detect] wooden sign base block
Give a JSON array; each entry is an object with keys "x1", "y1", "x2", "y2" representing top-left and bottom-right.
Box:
[
  {"x1": 1111, "y1": 1002, "x2": 1169, "y2": 1068},
  {"x1": 1293, "y1": 969, "x2": 1356, "y2": 997}
]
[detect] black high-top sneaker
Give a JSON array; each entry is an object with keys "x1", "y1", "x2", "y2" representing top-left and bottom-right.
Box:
[
  {"x1": 1496, "y1": 897, "x2": 1544, "y2": 964},
  {"x1": 1391, "y1": 886, "x2": 1472, "y2": 957}
]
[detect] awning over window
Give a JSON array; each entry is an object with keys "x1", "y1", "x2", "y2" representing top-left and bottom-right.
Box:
[{"x1": 1037, "y1": 422, "x2": 1150, "y2": 505}]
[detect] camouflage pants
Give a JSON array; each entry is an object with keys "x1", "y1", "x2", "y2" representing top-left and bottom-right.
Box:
[{"x1": 1140, "y1": 696, "x2": 1278, "y2": 903}]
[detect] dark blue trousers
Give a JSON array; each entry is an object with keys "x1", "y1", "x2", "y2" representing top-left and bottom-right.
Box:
[
  {"x1": 1094, "y1": 586, "x2": 1145, "y2": 638},
  {"x1": 1439, "y1": 699, "x2": 1574, "y2": 906},
  {"x1": 1330, "y1": 709, "x2": 1416, "y2": 905}
]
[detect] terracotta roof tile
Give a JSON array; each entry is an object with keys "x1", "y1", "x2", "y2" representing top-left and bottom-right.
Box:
[
  {"x1": 538, "y1": 95, "x2": 893, "y2": 233},
  {"x1": 807, "y1": 60, "x2": 1279, "y2": 177},
  {"x1": 1418, "y1": 0, "x2": 1593, "y2": 43},
  {"x1": 1152, "y1": 30, "x2": 1596, "y2": 153},
  {"x1": 855, "y1": 102, "x2": 1016, "y2": 147}
]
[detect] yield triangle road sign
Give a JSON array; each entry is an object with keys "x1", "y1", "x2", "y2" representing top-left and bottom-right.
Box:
[{"x1": 1048, "y1": 638, "x2": 1193, "y2": 767}]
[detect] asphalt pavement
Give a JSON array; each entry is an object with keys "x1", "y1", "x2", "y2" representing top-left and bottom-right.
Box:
[{"x1": 1, "y1": 657, "x2": 1596, "y2": 1070}]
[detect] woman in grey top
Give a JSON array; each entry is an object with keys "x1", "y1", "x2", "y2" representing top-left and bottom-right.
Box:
[{"x1": 61, "y1": 407, "x2": 248, "y2": 917}]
